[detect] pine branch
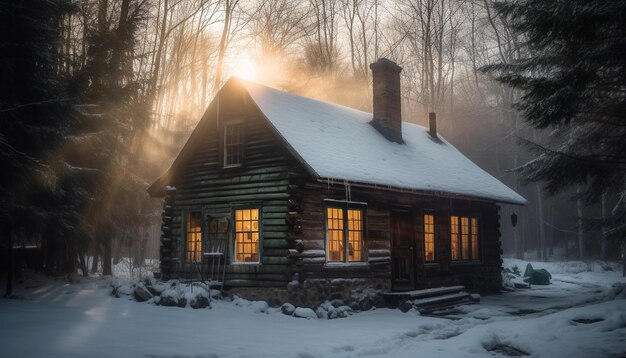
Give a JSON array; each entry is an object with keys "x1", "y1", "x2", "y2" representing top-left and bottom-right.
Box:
[{"x1": 0, "y1": 97, "x2": 76, "y2": 113}]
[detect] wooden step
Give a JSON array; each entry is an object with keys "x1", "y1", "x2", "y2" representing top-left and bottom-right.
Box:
[
  {"x1": 384, "y1": 286, "x2": 480, "y2": 312},
  {"x1": 383, "y1": 286, "x2": 465, "y2": 305},
  {"x1": 413, "y1": 292, "x2": 479, "y2": 313}
]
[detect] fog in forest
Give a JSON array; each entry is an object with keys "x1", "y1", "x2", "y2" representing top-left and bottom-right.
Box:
[{"x1": 2, "y1": 0, "x2": 623, "y2": 282}]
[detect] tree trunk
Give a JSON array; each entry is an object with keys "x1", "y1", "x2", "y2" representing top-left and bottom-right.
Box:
[
  {"x1": 91, "y1": 253, "x2": 99, "y2": 274},
  {"x1": 78, "y1": 253, "x2": 88, "y2": 277},
  {"x1": 535, "y1": 182, "x2": 546, "y2": 261},
  {"x1": 103, "y1": 234, "x2": 112, "y2": 276},
  {"x1": 148, "y1": 0, "x2": 169, "y2": 100},
  {"x1": 513, "y1": 112, "x2": 524, "y2": 259},
  {"x1": 5, "y1": 228, "x2": 14, "y2": 298},
  {"x1": 600, "y1": 192, "x2": 608, "y2": 260},
  {"x1": 622, "y1": 243, "x2": 625, "y2": 277},
  {"x1": 214, "y1": 0, "x2": 234, "y2": 91},
  {"x1": 576, "y1": 184, "x2": 584, "y2": 260}
]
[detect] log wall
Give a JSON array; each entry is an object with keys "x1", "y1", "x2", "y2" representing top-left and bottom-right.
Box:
[
  {"x1": 288, "y1": 179, "x2": 503, "y2": 294},
  {"x1": 166, "y1": 85, "x2": 297, "y2": 288}
]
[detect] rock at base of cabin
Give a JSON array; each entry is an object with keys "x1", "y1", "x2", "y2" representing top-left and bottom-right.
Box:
[
  {"x1": 315, "y1": 301, "x2": 334, "y2": 319},
  {"x1": 189, "y1": 295, "x2": 209, "y2": 309},
  {"x1": 328, "y1": 306, "x2": 353, "y2": 319},
  {"x1": 158, "y1": 295, "x2": 177, "y2": 307},
  {"x1": 316, "y1": 306, "x2": 329, "y2": 319},
  {"x1": 145, "y1": 285, "x2": 162, "y2": 297},
  {"x1": 359, "y1": 300, "x2": 372, "y2": 311},
  {"x1": 398, "y1": 300, "x2": 413, "y2": 313},
  {"x1": 287, "y1": 280, "x2": 301, "y2": 291},
  {"x1": 293, "y1": 307, "x2": 317, "y2": 319},
  {"x1": 250, "y1": 301, "x2": 269, "y2": 314},
  {"x1": 159, "y1": 287, "x2": 186, "y2": 308},
  {"x1": 281, "y1": 303, "x2": 296, "y2": 315},
  {"x1": 350, "y1": 301, "x2": 360, "y2": 311},
  {"x1": 350, "y1": 288, "x2": 385, "y2": 312},
  {"x1": 111, "y1": 282, "x2": 132, "y2": 298},
  {"x1": 314, "y1": 301, "x2": 353, "y2": 319},
  {"x1": 328, "y1": 293, "x2": 344, "y2": 302},
  {"x1": 133, "y1": 283, "x2": 153, "y2": 302}
]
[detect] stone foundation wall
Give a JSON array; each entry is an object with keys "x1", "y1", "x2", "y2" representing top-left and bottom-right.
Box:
[{"x1": 226, "y1": 278, "x2": 390, "y2": 308}]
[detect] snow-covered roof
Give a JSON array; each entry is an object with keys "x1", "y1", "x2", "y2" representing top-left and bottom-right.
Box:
[{"x1": 241, "y1": 79, "x2": 526, "y2": 205}]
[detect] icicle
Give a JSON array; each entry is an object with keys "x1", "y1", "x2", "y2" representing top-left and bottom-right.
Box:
[{"x1": 344, "y1": 179, "x2": 352, "y2": 202}]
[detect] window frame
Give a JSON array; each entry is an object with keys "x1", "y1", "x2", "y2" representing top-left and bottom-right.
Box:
[
  {"x1": 450, "y1": 214, "x2": 481, "y2": 262},
  {"x1": 324, "y1": 200, "x2": 367, "y2": 265},
  {"x1": 183, "y1": 208, "x2": 204, "y2": 263},
  {"x1": 222, "y1": 121, "x2": 246, "y2": 169},
  {"x1": 231, "y1": 206, "x2": 262, "y2": 265},
  {"x1": 423, "y1": 212, "x2": 437, "y2": 264}
]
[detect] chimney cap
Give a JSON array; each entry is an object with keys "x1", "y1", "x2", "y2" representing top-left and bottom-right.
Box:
[
  {"x1": 369, "y1": 58, "x2": 402, "y2": 73},
  {"x1": 429, "y1": 112, "x2": 437, "y2": 138}
]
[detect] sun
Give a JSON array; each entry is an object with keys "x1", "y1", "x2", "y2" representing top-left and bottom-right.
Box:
[{"x1": 232, "y1": 56, "x2": 258, "y2": 81}]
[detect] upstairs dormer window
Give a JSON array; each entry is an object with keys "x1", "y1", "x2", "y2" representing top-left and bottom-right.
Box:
[{"x1": 224, "y1": 122, "x2": 244, "y2": 167}]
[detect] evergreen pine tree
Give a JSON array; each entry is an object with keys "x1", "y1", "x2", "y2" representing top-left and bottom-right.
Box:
[
  {"x1": 484, "y1": 0, "x2": 626, "y2": 244},
  {"x1": 76, "y1": 0, "x2": 151, "y2": 275},
  {"x1": 0, "y1": 0, "x2": 83, "y2": 295}
]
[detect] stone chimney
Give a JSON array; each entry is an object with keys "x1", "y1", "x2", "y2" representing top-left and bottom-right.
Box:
[
  {"x1": 429, "y1": 112, "x2": 437, "y2": 138},
  {"x1": 370, "y1": 58, "x2": 403, "y2": 143}
]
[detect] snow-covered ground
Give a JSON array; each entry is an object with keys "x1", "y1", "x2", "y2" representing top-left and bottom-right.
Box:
[{"x1": 1, "y1": 259, "x2": 624, "y2": 358}]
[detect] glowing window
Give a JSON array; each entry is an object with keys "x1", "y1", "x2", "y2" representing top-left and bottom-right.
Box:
[
  {"x1": 461, "y1": 217, "x2": 470, "y2": 260},
  {"x1": 451, "y1": 215, "x2": 479, "y2": 261},
  {"x1": 234, "y1": 208, "x2": 260, "y2": 263},
  {"x1": 450, "y1": 216, "x2": 459, "y2": 260},
  {"x1": 347, "y1": 209, "x2": 363, "y2": 262},
  {"x1": 186, "y1": 211, "x2": 202, "y2": 262},
  {"x1": 224, "y1": 123, "x2": 244, "y2": 167},
  {"x1": 471, "y1": 218, "x2": 479, "y2": 259},
  {"x1": 326, "y1": 206, "x2": 364, "y2": 263},
  {"x1": 424, "y1": 214, "x2": 435, "y2": 262},
  {"x1": 327, "y1": 208, "x2": 344, "y2": 262}
]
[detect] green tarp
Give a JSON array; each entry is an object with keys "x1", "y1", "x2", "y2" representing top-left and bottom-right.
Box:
[{"x1": 524, "y1": 263, "x2": 552, "y2": 285}]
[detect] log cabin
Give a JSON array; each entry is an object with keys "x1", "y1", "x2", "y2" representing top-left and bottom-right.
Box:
[{"x1": 148, "y1": 58, "x2": 526, "y2": 307}]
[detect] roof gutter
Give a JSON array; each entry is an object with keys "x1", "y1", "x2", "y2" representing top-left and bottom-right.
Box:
[{"x1": 316, "y1": 178, "x2": 526, "y2": 206}]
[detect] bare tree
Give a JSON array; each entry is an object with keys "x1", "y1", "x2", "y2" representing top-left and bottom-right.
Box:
[
  {"x1": 305, "y1": 0, "x2": 340, "y2": 75},
  {"x1": 248, "y1": 0, "x2": 310, "y2": 61}
]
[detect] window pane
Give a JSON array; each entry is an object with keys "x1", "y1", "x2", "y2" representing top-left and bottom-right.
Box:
[
  {"x1": 450, "y1": 216, "x2": 459, "y2": 260},
  {"x1": 424, "y1": 214, "x2": 435, "y2": 262},
  {"x1": 347, "y1": 209, "x2": 363, "y2": 262},
  {"x1": 327, "y1": 207, "x2": 344, "y2": 262},
  {"x1": 186, "y1": 211, "x2": 202, "y2": 262},
  {"x1": 224, "y1": 123, "x2": 243, "y2": 166},
  {"x1": 471, "y1": 218, "x2": 479, "y2": 259},
  {"x1": 461, "y1": 217, "x2": 469, "y2": 260},
  {"x1": 234, "y1": 208, "x2": 260, "y2": 263}
]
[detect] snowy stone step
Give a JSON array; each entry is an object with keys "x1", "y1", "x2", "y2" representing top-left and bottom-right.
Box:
[
  {"x1": 418, "y1": 292, "x2": 481, "y2": 313},
  {"x1": 383, "y1": 286, "x2": 466, "y2": 305},
  {"x1": 412, "y1": 292, "x2": 475, "y2": 309}
]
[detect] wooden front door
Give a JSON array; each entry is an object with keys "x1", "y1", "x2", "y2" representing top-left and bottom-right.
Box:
[{"x1": 391, "y1": 210, "x2": 415, "y2": 291}]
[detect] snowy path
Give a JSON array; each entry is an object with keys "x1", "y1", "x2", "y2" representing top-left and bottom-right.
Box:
[{"x1": 1, "y1": 260, "x2": 625, "y2": 358}]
